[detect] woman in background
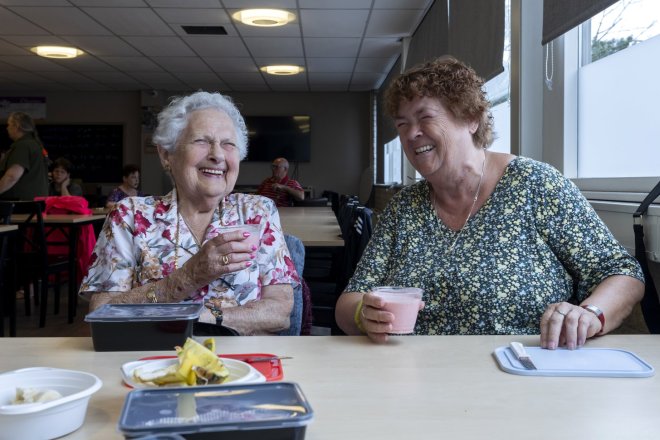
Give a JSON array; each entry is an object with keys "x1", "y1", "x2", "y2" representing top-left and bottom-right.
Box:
[
  {"x1": 49, "y1": 157, "x2": 82, "y2": 196},
  {"x1": 105, "y1": 164, "x2": 142, "y2": 209}
]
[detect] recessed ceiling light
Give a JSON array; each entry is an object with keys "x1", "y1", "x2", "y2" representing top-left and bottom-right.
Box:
[
  {"x1": 31, "y1": 46, "x2": 83, "y2": 59},
  {"x1": 232, "y1": 9, "x2": 295, "y2": 27},
  {"x1": 260, "y1": 65, "x2": 304, "y2": 75}
]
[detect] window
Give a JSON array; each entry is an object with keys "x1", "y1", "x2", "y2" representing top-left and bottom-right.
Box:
[
  {"x1": 383, "y1": 137, "x2": 402, "y2": 184},
  {"x1": 485, "y1": 0, "x2": 512, "y2": 154},
  {"x1": 577, "y1": 0, "x2": 660, "y2": 178}
]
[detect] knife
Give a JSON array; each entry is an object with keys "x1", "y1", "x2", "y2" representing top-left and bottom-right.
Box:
[{"x1": 510, "y1": 342, "x2": 537, "y2": 370}]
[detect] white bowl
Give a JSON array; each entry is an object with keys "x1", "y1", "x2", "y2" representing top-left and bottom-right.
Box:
[
  {"x1": 0, "y1": 367, "x2": 102, "y2": 440},
  {"x1": 121, "y1": 357, "x2": 266, "y2": 388}
]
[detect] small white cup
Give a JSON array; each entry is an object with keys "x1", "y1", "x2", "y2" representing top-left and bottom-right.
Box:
[
  {"x1": 371, "y1": 286, "x2": 423, "y2": 334},
  {"x1": 219, "y1": 224, "x2": 261, "y2": 250}
]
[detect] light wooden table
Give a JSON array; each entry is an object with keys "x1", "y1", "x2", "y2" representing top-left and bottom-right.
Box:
[
  {"x1": 1, "y1": 335, "x2": 658, "y2": 439},
  {"x1": 279, "y1": 207, "x2": 344, "y2": 247}
]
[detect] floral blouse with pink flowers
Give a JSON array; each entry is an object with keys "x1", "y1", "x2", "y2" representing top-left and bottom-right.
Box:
[{"x1": 80, "y1": 189, "x2": 299, "y2": 309}]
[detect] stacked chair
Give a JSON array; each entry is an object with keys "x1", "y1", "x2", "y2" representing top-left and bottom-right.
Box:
[{"x1": 304, "y1": 193, "x2": 373, "y2": 334}]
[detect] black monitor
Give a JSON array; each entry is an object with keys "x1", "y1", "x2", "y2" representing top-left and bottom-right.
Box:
[{"x1": 244, "y1": 115, "x2": 311, "y2": 162}]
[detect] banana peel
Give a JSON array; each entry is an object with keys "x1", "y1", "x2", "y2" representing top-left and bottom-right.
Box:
[{"x1": 133, "y1": 337, "x2": 229, "y2": 387}]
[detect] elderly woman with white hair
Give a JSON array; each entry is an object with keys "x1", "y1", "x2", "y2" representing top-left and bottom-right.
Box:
[{"x1": 80, "y1": 91, "x2": 298, "y2": 335}]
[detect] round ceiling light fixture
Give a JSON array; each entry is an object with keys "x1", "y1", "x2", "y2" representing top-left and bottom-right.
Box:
[
  {"x1": 232, "y1": 9, "x2": 295, "y2": 27},
  {"x1": 31, "y1": 46, "x2": 84, "y2": 59},
  {"x1": 260, "y1": 65, "x2": 304, "y2": 75}
]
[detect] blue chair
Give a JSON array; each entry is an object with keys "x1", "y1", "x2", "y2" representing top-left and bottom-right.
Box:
[{"x1": 281, "y1": 234, "x2": 305, "y2": 335}]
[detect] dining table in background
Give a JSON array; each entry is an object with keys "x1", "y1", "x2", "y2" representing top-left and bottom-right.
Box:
[
  {"x1": 1, "y1": 334, "x2": 658, "y2": 439},
  {"x1": 10, "y1": 213, "x2": 107, "y2": 324},
  {"x1": 278, "y1": 206, "x2": 344, "y2": 247}
]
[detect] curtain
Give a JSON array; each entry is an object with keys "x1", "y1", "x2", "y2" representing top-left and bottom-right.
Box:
[
  {"x1": 542, "y1": 0, "x2": 619, "y2": 45},
  {"x1": 447, "y1": 0, "x2": 505, "y2": 82}
]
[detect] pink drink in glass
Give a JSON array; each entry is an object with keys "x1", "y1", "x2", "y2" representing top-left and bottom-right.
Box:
[{"x1": 372, "y1": 286, "x2": 423, "y2": 334}]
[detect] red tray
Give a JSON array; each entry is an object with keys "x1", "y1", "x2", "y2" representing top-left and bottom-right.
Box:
[{"x1": 139, "y1": 353, "x2": 284, "y2": 382}]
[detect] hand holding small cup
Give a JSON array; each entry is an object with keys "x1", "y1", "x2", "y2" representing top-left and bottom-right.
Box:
[{"x1": 361, "y1": 286, "x2": 424, "y2": 343}]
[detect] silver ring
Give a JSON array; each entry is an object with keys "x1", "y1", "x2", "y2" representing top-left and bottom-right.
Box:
[
  {"x1": 222, "y1": 254, "x2": 230, "y2": 265},
  {"x1": 554, "y1": 309, "x2": 567, "y2": 317}
]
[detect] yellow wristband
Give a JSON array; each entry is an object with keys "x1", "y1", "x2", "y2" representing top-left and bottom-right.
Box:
[{"x1": 354, "y1": 297, "x2": 366, "y2": 334}]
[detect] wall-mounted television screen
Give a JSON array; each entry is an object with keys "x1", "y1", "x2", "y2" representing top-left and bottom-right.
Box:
[{"x1": 244, "y1": 115, "x2": 311, "y2": 162}]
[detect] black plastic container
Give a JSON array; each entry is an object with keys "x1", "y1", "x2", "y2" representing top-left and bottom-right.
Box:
[
  {"x1": 118, "y1": 382, "x2": 314, "y2": 440},
  {"x1": 84, "y1": 303, "x2": 203, "y2": 351}
]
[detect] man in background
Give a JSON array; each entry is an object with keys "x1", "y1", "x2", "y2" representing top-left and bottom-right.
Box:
[
  {"x1": 0, "y1": 112, "x2": 49, "y2": 200},
  {"x1": 257, "y1": 157, "x2": 305, "y2": 207}
]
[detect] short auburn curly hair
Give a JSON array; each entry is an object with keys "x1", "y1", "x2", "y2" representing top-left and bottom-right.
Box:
[{"x1": 384, "y1": 56, "x2": 494, "y2": 148}]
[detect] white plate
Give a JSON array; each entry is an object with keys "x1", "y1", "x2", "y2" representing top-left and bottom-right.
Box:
[{"x1": 121, "y1": 357, "x2": 266, "y2": 388}]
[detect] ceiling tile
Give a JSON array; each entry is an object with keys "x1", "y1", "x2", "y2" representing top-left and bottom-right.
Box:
[
  {"x1": 151, "y1": 56, "x2": 211, "y2": 73},
  {"x1": 2, "y1": 35, "x2": 68, "y2": 47},
  {"x1": 90, "y1": 70, "x2": 143, "y2": 84},
  {"x1": 72, "y1": 83, "x2": 114, "y2": 91},
  {"x1": 310, "y1": 83, "x2": 348, "y2": 91},
  {"x1": 351, "y1": 71, "x2": 382, "y2": 84},
  {"x1": 218, "y1": 71, "x2": 265, "y2": 85},
  {"x1": 184, "y1": 36, "x2": 249, "y2": 57},
  {"x1": 123, "y1": 36, "x2": 196, "y2": 56},
  {"x1": 306, "y1": 57, "x2": 354, "y2": 72},
  {"x1": 0, "y1": 54, "x2": 68, "y2": 70},
  {"x1": 354, "y1": 57, "x2": 393, "y2": 72},
  {"x1": 0, "y1": 40, "x2": 29, "y2": 55},
  {"x1": 154, "y1": 8, "x2": 229, "y2": 25},
  {"x1": 366, "y1": 10, "x2": 426, "y2": 37},
  {"x1": 0, "y1": 59, "x2": 21, "y2": 70},
  {"x1": 373, "y1": 0, "x2": 432, "y2": 9},
  {"x1": 308, "y1": 72, "x2": 351, "y2": 84},
  {"x1": 304, "y1": 37, "x2": 360, "y2": 58},
  {"x1": 83, "y1": 7, "x2": 174, "y2": 36},
  {"x1": 243, "y1": 37, "x2": 303, "y2": 57},
  {"x1": 231, "y1": 20, "x2": 301, "y2": 38},
  {"x1": 127, "y1": 70, "x2": 179, "y2": 84},
  {"x1": 254, "y1": 57, "x2": 305, "y2": 69},
  {"x1": 0, "y1": 8, "x2": 51, "y2": 35},
  {"x1": 172, "y1": 71, "x2": 221, "y2": 83},
  {"x1": 222, "y1": 0, "x2": 296, "y2": 8},
  {"x1": 301, "y1": 10, "x2": 369, "y2": 38},
  {"x1": 51, "y1": 55, "x2": 116, "y2": 71},
  {"x1": 299, "y1": 0, "x2": 371, "y2": 9},
  {"x1": 0, "y1": 70, "x2": 51, "y2": 83},
  {"x1": 0, "y1": 0, "x2": 69, "y2": 5},
  {"x1": 71, "y1": 0, "x2": 147, "y2": 6},
  {"x1": 230, "y1": 82, "x2": 270, "y2": 92},
  {"x1": 101, "y1": 56, "x2": 163, "y2": 71},
  {"x1": 62, "y1": 36, "x2": 142, "y2": 56},
  {"x1": 359, "y1": 37, "x2": 401, "y2": 58},
  {"x1": 205, "y1": 57, "x2": 257, "y2": 73},
  {"x1": 36, "y1": 70, "x2": 98, "y2": 84},
  {"x1": 10, "y1": 7, "x2": 112, "y2": 35},
  {"x1": 146, "y1": 0, "x2": 220, "y2": 7}
]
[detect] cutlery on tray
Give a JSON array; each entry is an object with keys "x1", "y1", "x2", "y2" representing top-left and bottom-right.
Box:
[
  {"x1": 240, "y1": 356, "x2": 292, "y2": 363},
  {"x1": 510, "y1": 342, "x2": 537, "y2": 370}
]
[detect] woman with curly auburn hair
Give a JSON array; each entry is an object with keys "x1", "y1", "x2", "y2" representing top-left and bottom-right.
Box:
[
  {"x1": 336, "y1": 57, "x2": 644, "y2": 348},
  {"x1": 81, "y1": 91, "x2": 298, "y2": 336}
]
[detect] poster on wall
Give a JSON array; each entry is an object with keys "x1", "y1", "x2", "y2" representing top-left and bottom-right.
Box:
[{"x1": 0, "y1": 97, "x2": 47, "y2": 119}]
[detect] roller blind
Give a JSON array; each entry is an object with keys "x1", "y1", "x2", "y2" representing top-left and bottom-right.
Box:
[
  {"x1": 447, "y1": 0, "x2": 505, "y2": 82},
  {"x1": 542, "y1": 0, "x2": 619, "y2": 45},
  {"x1": 404, "y1": 0, "x2": 449, "y2": 70}
]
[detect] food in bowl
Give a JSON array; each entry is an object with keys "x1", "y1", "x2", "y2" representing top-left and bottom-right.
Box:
[
  {"x1": 133, "y1": 338, "x2": 229, "y2": 387},
  {"x1": 12, "y1": 387, "x2": 63, "y2": 404}
]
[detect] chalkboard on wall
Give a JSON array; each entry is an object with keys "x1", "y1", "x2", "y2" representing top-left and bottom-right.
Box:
[{"x1": 37, "y1": 124, "x2": 123, "y2": 183}]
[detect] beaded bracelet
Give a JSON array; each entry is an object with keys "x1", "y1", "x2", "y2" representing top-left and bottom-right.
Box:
[{"x1": 354, "y1": 297, "x2": 367, "y2": 334}]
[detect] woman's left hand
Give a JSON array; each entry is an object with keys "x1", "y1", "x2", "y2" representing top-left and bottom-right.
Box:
[{"x1": 540, "y1": 302, "x2": 603, "y2": 350}]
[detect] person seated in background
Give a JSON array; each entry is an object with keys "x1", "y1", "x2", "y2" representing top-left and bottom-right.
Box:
[
  {"x1": 256, "y1": 157, "x2": 305, "y2": 207},
  {"x1": 0, "y1": 111, "x2": 49, "y2": 200},
  {"x1": 105, "y1": 164, "x2": 143, "y2": 209},
  {"x1": 81, "y1": 91, "x2": 297, "y2": 336},
  {"x1": 335, "y1": 56, "x2": 644, "y2": 346},
  {"x1": 49, "y1": 157, "x2": 82, "y2": 196}
]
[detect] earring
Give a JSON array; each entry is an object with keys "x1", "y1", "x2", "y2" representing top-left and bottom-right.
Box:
[{"x1": 163, "y1": 164, "x2": 171, "y2": 173}]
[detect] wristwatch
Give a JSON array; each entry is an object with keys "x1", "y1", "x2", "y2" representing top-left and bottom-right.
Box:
[
  {"x1": 581, "y1": 304, "x2": 605, "y2": 332},
  {"x1": 146, "y1": 284, "x2": 158, "y2": 303}
]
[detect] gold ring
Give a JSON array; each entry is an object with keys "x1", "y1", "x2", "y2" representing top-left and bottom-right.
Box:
[
  {"x1": 555, "y1": 310, "x2": 567, "y2": 316},
  {"x1": 222, "y1": 254, "x2": 230, "y2": 265}
]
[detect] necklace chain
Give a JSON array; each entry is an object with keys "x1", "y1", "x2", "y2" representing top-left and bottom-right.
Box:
[{"x1": 432, "y1": 150, "x2": 487, "y2": 255}]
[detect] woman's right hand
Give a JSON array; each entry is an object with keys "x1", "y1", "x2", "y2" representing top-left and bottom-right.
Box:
[
  {"x1": 359, "y1": 293, "x2": 396, "y2": 343},
  {"x1": 184, "y1": 229, "x2": 257, "y2": 288}
]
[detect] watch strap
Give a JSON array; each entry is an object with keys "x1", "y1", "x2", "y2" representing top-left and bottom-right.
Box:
[{"x1": 581, "y1": 304, "x2": 605, "y2": 334}]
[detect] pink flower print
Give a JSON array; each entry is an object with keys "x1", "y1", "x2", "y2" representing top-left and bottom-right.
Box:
[
  {"x1": 162, "y1": 229, "x2": 172, "y2": 241},
  {"x1": 246, "y1": 215, "x2": 262, "y2": 225},
  {"x1": 284, "y1": 255, "x2": 300, "y2": 282},
  {"x1": 162, "y1": 261, "x2": 175, "y2": 277},
  {"x1": 133, "y1": 210, "x2": 152, "y2": 236},
  {"x1": 262, "y1": 221, "x2": 275, "y2": 246},
  {"x1": 154, "y1": 201, "x2": 169, "y2": 216}
]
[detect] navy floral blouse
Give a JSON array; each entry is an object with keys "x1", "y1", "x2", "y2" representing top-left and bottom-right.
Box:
[{"x1": 346, "y1": 157, "x2": 643, "y2": 335}]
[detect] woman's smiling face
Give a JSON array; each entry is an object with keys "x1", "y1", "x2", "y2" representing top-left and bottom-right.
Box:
[
  {"x1": 394, "y1": 96, "x2": 477, "y2": 178},
  {"x1": 164, "y1": 108, "x2": 240, "y2": 205}
]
